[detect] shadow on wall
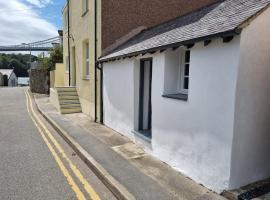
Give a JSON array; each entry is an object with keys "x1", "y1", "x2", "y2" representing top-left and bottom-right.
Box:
[
  {"x1": 3, "y1": 75, "x2": 8, "y2": 86},
  {"x1": 0, "y1": 73, "x2": 3, "y2": 86}
]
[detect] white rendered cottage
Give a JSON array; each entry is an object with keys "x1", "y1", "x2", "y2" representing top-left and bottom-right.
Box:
[
  {"x1": 98, "y1": 0, "x2": 270, "y2": 192},
  {"x1": 0, "y1": 69, "x2": 18, "y2": 87}
]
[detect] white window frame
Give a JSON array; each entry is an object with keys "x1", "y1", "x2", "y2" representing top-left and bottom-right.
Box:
[{"x1": 179, "y1": 50, "x2": 190, "y2": 94}]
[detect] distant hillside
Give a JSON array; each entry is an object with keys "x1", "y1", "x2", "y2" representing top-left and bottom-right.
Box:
[{"x1": 0, "y1": 53, "x2": 37, "y2": 77}]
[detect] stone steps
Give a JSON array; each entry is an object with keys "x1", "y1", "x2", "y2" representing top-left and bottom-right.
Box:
[{"x1": 55, "y1": 87, "x2": 82, "y2": 114}]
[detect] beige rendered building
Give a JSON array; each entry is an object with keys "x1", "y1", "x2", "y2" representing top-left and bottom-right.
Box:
[
  {"x1": 62, "y1": 0, "x2": 101, "y2": 121},
  {"x1": 60, "y1": 0, "x2": 218, "y2": 121}
]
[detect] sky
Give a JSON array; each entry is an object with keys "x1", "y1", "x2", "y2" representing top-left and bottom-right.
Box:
[{"x1": 0, "y1": 0, "x2": 66, "y2": 46}]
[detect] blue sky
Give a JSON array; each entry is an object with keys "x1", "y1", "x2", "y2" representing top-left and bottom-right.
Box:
[
  {"x1": 0, "y1": 0, "x2": 66, "y2": 45},
  {"x1": 30, "y1": 0, "x2": 66, "y2": 29}
]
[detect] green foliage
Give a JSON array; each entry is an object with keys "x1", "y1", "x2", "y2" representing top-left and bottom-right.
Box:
[
  {"x1": 0, "y1": 46, "x2": 63, "y2": 76},
  {"x1": 38, "y1": 45, "x2": 63, "y2": 70},
  {"x1": 49, "y1": 45, "x2": 63, "y2": 66},
  {"x1": 0, "y1": 53, "x2": 37, "y2": 77},
  {"x1": 37, "y1": 54, "x2": 50, "y2": 69}
]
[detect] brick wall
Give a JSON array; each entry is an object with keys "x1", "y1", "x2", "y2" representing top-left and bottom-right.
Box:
[{"x1": 101, "y1": 0, "x2": 218, "y2": 50}]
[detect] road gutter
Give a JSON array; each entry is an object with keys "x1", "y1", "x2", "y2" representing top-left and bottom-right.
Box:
[{"x1": 29, "y1": 91, "x2": 136, "y2": 200}]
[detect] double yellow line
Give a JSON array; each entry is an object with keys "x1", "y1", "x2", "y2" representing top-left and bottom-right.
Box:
[{"x1": 25, "y1": 90, "x2": 101, "y2": 200}]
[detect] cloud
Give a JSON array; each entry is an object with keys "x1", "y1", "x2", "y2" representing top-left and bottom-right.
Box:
[
  {"x1": 25, "y1": 0, "x2": 53, "y2": 8},
  {"x1": 0, "y1": 0, "x2": 57, "y2": 46}
]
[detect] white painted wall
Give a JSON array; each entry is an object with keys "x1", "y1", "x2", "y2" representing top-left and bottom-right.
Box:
[
  {"x1": 103, "y1": 59, "x2": 136, "y2": 140},
  {"x1": 151, "y1": 38, "x2": 240, "y2": 192},
  {"x1": 229, "y1": 7, "x2": 270, "y2": 189},
  {"x1": 103, "y1": 37, "x2": 241, "y2": 192},
  {"x1": 8, "y1": 72, "x2": 17, "y2": 87}
]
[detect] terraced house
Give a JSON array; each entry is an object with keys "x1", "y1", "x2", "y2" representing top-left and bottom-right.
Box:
[
  {"x1": 99, "y1": 0, "x2": 270, "y2": 192},
  {"x1": 46, "y1": 0, "x2": 270, "y2": 195},
  {"x1": 55, "y1": 0, "x2": 217, "y2": 121}
]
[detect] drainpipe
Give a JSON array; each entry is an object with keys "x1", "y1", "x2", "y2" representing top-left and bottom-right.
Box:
[
  {"x1": 67, "y1": 0, "x2": 71, "y2": 86},
  {"x1": 94, "y1": 0, "x2": 98, "y2": 122},
  {"x1": 100, "y1": 62, "x2": 103, "y2": 124},
  {"x1": 96, "y1": 62, "x2": 103, "y2": 124}
]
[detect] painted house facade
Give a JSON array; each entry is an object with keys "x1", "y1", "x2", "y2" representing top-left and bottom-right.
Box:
[
  {"x1": 61, "y1": 0, "x2": 101, "y2": 119},
  {"x1": 61, "y1": 0, "x2": 218, "y2": 121},
  {"x1": 0, "y1": 69, "x2": 18, "y2": 87},
  {"x1": 99, "y1": 0, "x2": 270, "y2": 192}
]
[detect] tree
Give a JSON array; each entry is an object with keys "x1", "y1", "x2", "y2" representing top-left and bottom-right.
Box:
[
  {"x1": 37, "y1": 45, "x2": 63, "y2": 70},
  {"x1": 37, "y1": 54, "x2": 50, "y2": 69},
  {"x1": 0, "y1": 56, "x2": 9, "y2": 69},
  {"x1": 8, "y1": 59, "x2": 27, "y2": 77},
  {"x1": 0, "y1": 53, "x2": 37, "y2": 77},
  {"x1": 49, "y1": 45, "x2": 63, "y2": 68}
]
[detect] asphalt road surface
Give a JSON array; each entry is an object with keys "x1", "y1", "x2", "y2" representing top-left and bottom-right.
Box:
[{"x1": 0, "y1": 87, "x2": 116, "y2": 200}]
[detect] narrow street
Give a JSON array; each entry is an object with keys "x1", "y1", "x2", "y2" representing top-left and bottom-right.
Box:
[{"x1": 0, "y1": 87, "x2": 116, "y2": 200}]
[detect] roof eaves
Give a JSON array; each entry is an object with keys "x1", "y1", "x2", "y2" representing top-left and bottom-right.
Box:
[
  {"x1": 99, "y1": 0, "x2": 270, "y2": 64},
  {"x1": 98, "y1": 29, "x2": 239, "y2": 63},
  {"x1": 238, "y1": 2, "x2": 270, "y2": 29}
]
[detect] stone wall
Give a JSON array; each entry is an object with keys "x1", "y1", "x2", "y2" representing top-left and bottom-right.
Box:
[{"x1": 29, "y1": 68, "x2": 50, "y2": 94}]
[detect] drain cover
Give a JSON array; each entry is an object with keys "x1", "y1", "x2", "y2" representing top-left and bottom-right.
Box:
[{"x1": 238, "y1": 184, "x2": 270, "y2": 200}]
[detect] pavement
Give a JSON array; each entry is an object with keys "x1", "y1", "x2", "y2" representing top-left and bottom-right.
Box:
[
  {"x1": 0, "y1": 87, "x2": 117, "y2": 200},
  {"x1": 34, "y1": 91, "x2": 228, "y2": 200}
]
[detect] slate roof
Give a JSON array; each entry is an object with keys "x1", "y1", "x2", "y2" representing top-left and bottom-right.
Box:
[
  {"x1": 0, "y1": 69, "x2": 14, "y2": 79},
  {"x1": 100, "y1": 0, "x2": 270, "y2": 62}
]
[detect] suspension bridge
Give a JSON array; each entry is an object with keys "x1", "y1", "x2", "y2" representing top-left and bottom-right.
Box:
[{"x1": 0, "y1": 36, "x2": 61, "y2": 52}]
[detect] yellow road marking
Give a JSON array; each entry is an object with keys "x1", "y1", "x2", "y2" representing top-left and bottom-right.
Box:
[
  {"x1": 24, "y1": 91, "x2": 86, "y2": 200},
  {"x1": 25, "y1": 90, "x2": 101, "y2": 200}
]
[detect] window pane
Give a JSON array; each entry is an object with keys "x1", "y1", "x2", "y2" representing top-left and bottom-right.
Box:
[
  {"x1": 82, "y1": 0, "x2": 88, "y2": 13},
  {"x1": 184, "y1": 77, "x2": 189, "y2": 89},
  {"x1": 86, "y1": 61, "x2": 89, "y2": 75},
  {"x1": 86, "y1": 43, "x2": 89, "y2": 59},
  {"x1": 85, "y1": 42, "x2": 89, "y2": 76},
  {"x1": 185, "y1": 50, "x2": 190, "y2": 63},
  {"x1": 184, "y1": 64, "x2": 189, "y2": 76}
]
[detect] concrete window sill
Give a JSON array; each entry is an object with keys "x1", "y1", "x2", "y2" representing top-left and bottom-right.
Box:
[
  {"x1": 83, "y1": 75, "x2": 90, "y2": 80},
  {"x1": 162, "y1": 93, "x2": 188, "y2": 101}
]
